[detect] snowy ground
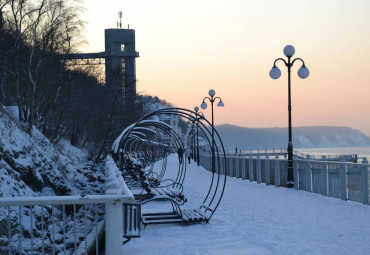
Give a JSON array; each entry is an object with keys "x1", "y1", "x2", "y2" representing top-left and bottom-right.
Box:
[{"x1": 124, "y1": 154, "x2": 370, "y2": 255}]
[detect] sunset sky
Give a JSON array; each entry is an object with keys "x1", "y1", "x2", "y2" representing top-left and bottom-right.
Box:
[{"x1": 81, "y1": 0, "x2": 370, "y2": 135}]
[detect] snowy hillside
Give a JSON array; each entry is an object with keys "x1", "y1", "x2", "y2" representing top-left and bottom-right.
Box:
[{"x1": 0, "y1": 105, "x2": 104, "y2": 198}]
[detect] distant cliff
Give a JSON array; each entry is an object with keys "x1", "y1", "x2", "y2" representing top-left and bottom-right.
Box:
[{"x1": 216, "y1": 124, "x2": 370, "y2": 149}]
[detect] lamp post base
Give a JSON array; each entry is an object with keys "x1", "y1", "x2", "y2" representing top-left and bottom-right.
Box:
[{"x1": 287, "y1": 142, "x2": 294, "y2": 188}]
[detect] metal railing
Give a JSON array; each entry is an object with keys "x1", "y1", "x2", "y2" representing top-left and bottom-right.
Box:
[
  {"x1": 0, "y1": 155, "x2": 141, "y2": 254},
  {"x1": 225, "y1": 148, "x2": 287, "y2": 156},
  {"x1": 200, "y1": 154, "x2": 370, "y2": 205},
  {"x1": 0, "y1": 195, "x2": 139, "y2": 255},
  {"x1": 223, "y1": 148, "x2": 359, "y2": 163}
]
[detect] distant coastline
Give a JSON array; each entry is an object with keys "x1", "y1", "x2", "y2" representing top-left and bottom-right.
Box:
[{"x1": 216, "y1": 124, "x2": 370, "y2": 149}]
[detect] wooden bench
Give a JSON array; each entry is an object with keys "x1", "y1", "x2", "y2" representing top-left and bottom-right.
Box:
[{"x1": 122, "y1": 156, "x2": 186, "y2": 204}]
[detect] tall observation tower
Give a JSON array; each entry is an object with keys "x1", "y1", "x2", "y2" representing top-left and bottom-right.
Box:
[
  {"x1": 66, "y1": 11, "x2": 139, "y2": 111},
  {"x1": 105, "y1": 13, "x2": 138, "y2": 110}
]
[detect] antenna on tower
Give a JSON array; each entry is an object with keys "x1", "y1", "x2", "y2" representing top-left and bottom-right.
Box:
[{"x1": 118, "y1": 11, "x2": 122, "y2": 29}]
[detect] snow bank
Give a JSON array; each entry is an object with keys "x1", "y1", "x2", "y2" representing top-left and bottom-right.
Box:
[
  {"x1": 104, "y1": 155, "x2": 133, "y2": 197},
  {"x1": 0, "y1": 162, "x2": 34, "y2": 197},
  {"x1": 0, "y1": 106, "x2": 104, "y2": 197}
]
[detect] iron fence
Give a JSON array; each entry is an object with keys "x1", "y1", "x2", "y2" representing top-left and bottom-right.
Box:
[{"x1": 0, "y1": 195, "x2": 140, "y2": 255}]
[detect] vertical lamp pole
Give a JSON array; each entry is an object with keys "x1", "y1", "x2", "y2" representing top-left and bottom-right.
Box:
[
  {"x1": 269, "y1": 45, "x2": 310, "y2": 188},
  {"x1": 192, "y1": 124, "x2": 196, "y2": 160},
  {"x1": 194, "y1": 106, "x2": 204, "y2": 166},
  {"x1": 201, "y1": 89, "x2": 224, "y2": 172}
]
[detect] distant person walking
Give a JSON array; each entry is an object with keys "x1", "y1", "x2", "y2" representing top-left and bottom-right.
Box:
[
  {"x1": 185, "y1": 146, "x2": 191, "y2": 164},
  {"x1": 177, "y1": 147, "x2": 184, "y2": 163}
]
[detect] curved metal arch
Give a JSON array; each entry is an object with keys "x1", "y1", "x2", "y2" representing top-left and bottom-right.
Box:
[
  {"x1": 123, "y1": 131, "x2": 168, "y2": 178},
  {"x1": 151, "y1": 108, "x2": 226, "y2": 211},
  {"x1": 132, "y1": 128, "x2": 169, "y2": 180},
  {"x1": 132, "y1": 121, "x2": 186, "y2": 184},
  {"x1": 112, "y1": 107, "x2": 228, "y2": 221},
  {"x1": 119, "y1": 121, "x2": 185, "y2": 182}
]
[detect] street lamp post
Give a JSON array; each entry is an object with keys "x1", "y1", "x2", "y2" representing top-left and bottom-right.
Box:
[
  {"x1": 201, "y1": 89, "x2": 224, "y2": 172},
  {"x1": 194, "y1": 106, "x2": 204, "y2": 166},
  {"x1": 269, "y1": 45, "x2": 309, "y2": 188},
  {"x1": 192, "y1": 125, "x2": 196, "y2": 160}
]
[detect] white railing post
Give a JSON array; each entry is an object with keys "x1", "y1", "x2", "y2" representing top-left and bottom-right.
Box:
[
  {"x1": 229, "y1": 157, "x2": 234, "y2": 177},
  {"x1": 241, "y1": 156, "x2": 246, "y2": 180},
  {"x1": 340, "y1": 164, "x2": 347, "y2": 201},
  {"x1": 361, "y1": 161, "x2": 369, "y2": 204},
  {"x1": 220, "y1": 155, "x2": 225, "y2": 175},
  {"x1": 233, "y1": 157, "x2": 237, "y2": 177},
  {"x1": 105, "y1": 156, "x2": 133, "y2": 255},
  {"x1": 265, "y1": 156, "x2": 270, "y2": 186},
  {"x1": 249, "y1": 156, "x2": 254, "y2": 182},
  {"x1": 215, "y1": 154, "x2": 219, "y2": 173},
  {"x1": 256, "y1": 157, "x2": 261, "y2": 184},
  {"x1": 294, "y1": 160, "x2": 299, "y2": 190},
  {"x1": 321, "y1": 163, "x2": 328, "y2": 196},
  {"x1": 224, "y1": 155, "x2": 227, "y2": 175},
  {"x1": 306, "y1": 160, "x2": 312, "y2": 192},
  {"x1": 235, "y1": 157, "x2": 240, "y2": 178},
  {"x1": 105, "y1": 200, "x2": 124, "y2": 254},
  {"x1": 275, "y1": 158, "x2": 280, "y2": 187}
]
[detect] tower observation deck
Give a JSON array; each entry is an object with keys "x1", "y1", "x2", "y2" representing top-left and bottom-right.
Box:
[{"x1": 66, "y1": 28, "x2": 139, "y2": 111}]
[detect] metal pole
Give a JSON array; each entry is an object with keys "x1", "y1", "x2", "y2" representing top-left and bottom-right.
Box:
[
  {"x1": 211, "y1": 97, "x2": 215, "y2": 172},
  {"x1": 197, "y1": 124, "x2": 200, "y2": 166},
  {"x1": 287, "y1": 57, "x2": 294, "y2": 187},
  {"x1": 193, "y1": 125, "x2": 196, "y2": 159}
]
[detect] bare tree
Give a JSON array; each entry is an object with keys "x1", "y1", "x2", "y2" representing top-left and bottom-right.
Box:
[{"x1": 0, "y1": 0, "x2": 84, "y2": 131}]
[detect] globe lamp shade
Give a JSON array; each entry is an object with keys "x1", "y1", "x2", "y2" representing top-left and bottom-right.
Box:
[
  {"x1": 298, "y1": 66, "x2": 310, "y2": 79},
  {"x1": 194, "y1": 106, "x2": 199, "y2": 112},
  {"x1": 201, "y1": 101, "x2": 208, "y2": 109},
  {"x1": 269, "y1": 67, "x2": 281, "y2": 79},
  {"x1": 283, "y1": 45, "x2": 295, "y2": 57},
  {"x1": 208, "y1": 89, "x2": 216, "y2": 97},
  {"x1": 217, "y1": 101, "x2": 224, "y2": 107}
]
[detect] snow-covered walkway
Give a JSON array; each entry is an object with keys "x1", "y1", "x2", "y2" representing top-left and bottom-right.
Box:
[{"x1": 124, "y1": 154, "x2": 370, "y2": 255}]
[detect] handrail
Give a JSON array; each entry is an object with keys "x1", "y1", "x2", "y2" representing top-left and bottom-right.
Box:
[
  {"x1": 223, "y1": 148, "x2": 359, "y2": 162},
  {"x1": 0, "y1": 194, "x2": 134, "y2": 206}
]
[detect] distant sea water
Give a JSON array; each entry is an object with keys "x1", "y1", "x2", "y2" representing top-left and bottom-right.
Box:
[{"x1": 297, "y1": 146, "x2": 370, "y2": 159}]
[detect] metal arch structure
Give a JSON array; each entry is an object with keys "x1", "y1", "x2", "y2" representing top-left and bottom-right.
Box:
[
  {"x1": 121, "y1": 127, "x2": 170, "y2": 182},
  {"x1": 112, "y1": 107, "x2": 228, "y2": 223},
  {"x1": 116, "y1": 119, "x2": 187, "y2": 189}
]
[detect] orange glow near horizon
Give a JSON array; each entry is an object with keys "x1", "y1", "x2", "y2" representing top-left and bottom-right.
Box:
[{"x1": 82, "y1": 0, "x2": 370, "y2": 135}]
